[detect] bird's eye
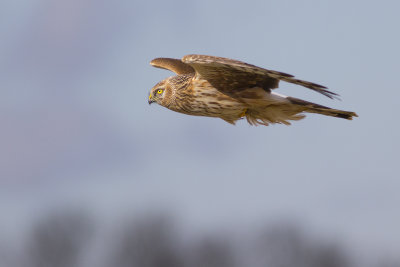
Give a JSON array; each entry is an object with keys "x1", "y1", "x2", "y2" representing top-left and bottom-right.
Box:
[{"x1": 157, "y1": 89, "x2": 163, "y2": 94}]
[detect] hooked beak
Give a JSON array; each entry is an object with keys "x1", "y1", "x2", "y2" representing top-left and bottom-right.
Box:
[{"x1": 148, "y1": 94, "x2": 154, "y2": 105}]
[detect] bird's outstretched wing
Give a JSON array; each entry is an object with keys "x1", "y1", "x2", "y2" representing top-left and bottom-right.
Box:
[
  {"x1": 150, "y1": 57, "x2": 195, "y2": 75},
  {"x1": 182, "y1": 54, "x2": 338, "y2": 99}
]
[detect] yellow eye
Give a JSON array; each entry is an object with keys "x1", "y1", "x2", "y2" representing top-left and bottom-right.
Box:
[{"x1": 157, "y1": 89, "x2": 163, "y2": 94}]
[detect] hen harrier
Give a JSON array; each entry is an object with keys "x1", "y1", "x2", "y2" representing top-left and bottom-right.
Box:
[{"x1": 148, "y1": 54, "x2": 357, "y2": 126}]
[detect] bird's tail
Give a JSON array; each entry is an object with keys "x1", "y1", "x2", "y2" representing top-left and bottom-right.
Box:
[{"x1": 287, "y1": 97, "x2": 358, "y2": 120}]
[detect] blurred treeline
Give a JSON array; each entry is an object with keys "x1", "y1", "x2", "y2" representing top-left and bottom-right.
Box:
[{"x1": 0, "y1": 209, "x2": 398, "y2": 267}]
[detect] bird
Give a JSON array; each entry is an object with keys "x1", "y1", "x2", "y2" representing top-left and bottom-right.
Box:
[{"x1": 148, "y1": 54, "x2": 357, "y2": 126}]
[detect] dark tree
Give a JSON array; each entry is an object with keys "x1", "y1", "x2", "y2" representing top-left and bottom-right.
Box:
[
  {"x1": 26, "y1": 210, "x2": 92, "y2": 267},
  {"x1": 106, "y1": 215, "x2": 183, "y2": 267}
]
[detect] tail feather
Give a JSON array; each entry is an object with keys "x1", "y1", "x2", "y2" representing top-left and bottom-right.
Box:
[{"x1": 287, "y1": 97, "x2": 358, "y2": 120}]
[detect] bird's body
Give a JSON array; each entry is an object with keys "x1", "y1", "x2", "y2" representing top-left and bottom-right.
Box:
[
  {"x1": 166, "y1": 75, "x2": 246, "y2": 122},
  {"x1": 149, "y1": 55, "x2": 357, "y2": 126}
]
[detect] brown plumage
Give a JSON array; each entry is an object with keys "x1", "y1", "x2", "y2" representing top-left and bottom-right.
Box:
[{"x1": 148, "y1": 54, "x2": 358, "y2": 126}]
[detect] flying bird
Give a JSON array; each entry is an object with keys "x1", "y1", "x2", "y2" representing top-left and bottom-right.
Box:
[{"x1": 148, "y1": 54, "x2": 357, "y2": 126}]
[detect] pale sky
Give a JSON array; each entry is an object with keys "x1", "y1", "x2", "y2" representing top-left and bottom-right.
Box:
[{"x1": 1, "y1": 0, "x2": 399, "y2": 260}]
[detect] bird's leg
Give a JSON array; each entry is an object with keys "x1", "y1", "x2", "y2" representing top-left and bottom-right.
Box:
[{"x1": 239, "y1": 109, "x2": 248, "y2": 118}]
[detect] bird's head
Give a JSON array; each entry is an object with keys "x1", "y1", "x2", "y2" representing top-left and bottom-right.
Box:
[
  {"x1": 148, "y1": 79, "x2": 169, "y2": 106},
  {"x1": 148, "y1": 75, "x2": 191, "y2": 107}
]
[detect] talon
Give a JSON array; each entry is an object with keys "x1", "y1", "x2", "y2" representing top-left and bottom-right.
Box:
[{"x1": 239, "y1": 109, "x2": 247, "y2": 118}]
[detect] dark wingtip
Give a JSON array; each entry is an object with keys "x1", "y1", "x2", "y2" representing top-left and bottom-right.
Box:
[{"x1": 321, "y1": 89, "x2": 341, "y2": 100}]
